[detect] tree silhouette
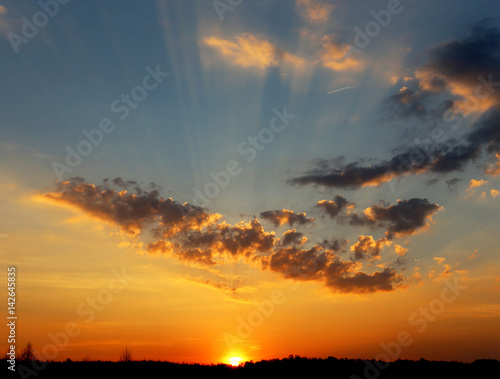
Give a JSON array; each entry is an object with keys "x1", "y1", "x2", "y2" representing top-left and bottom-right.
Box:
[
  {"x1": 18, "y1": 342, "x2": 36, "y2": 362},
  {"x1": 119, "y1": 347, "x2": 132, "y2": 362}
]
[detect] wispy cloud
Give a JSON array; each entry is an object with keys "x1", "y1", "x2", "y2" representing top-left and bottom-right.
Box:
[{"x1": 203, "y1": 34, "x2": 305, "y2": 71}]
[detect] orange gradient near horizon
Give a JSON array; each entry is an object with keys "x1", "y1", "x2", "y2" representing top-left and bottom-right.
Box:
[{"x1": 0, "y1": 178, "x2": 499, "y2": 364}]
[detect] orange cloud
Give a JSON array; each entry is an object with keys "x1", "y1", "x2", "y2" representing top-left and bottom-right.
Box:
[
  {"x1": 467, "y1": 179, "x2": 488, "y2": 190},
  {"x1": 46, "y1": 178, "x2": 407, "y2": 294},
  {"x1": 320, "y1": 36, "x2": 364, "y2": 71},
  {"x1": 204, "y1": 34, "x2": 305, "y2": 71},
  {"x1": 491, "y1": 189, "x2": 500, "y2": 198},
  {"x1": 350, "y1": 235, "x2": 392, "y2": 261},
  {"x1": 415, "y1": 68, "x2": 497, "y2": 115},
  {"x1": 486, "y1": 153, "x2": 500, "y2": 176},
  {"x1": 259, "y1": 209, "x2": 314, "y2": 227},
  {"x1": 296, "y1": 0, "x2": 334, "y2": 23},
  {"x1": 394, "y1": 244, "x2": 408, "y2": 256}
]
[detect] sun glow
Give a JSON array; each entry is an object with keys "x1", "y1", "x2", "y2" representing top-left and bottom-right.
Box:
[{"x1": 228, "y1": 357, "x2": 243, "y2": 367}]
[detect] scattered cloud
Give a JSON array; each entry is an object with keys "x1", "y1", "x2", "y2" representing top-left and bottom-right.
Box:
[
  {"x1": 318, "y1": 197, "x2": 442, "y2": 240},
  {"x1": 320, "y1": 35, "x2": 363, "y2": 71},
  {"x1": 204, "y1": 34, "x2": 305, "y2": 71},
  {"x1": 394, "y1": 244, "x2": 408, "y2": 256},
  {"x1": 259, "y1": 209, "x2": 314, "y2": 227},
  {"x1": 316, "y1": 194, "x2": 354, "y2": 218},
  {"x1": 45, "y1": 177, "x2": 407, "y2": 294},
  {"x1": 467, "y1": 179, "x2": 488, "y2": 190},
  {"x1": 290, "y1": 25, "x2": 500, "y2": 189}
]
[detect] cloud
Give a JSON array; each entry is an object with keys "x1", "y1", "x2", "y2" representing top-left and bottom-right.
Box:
[
  {"x1": 45, "y1": 177, "x2": 216, "y2": 238},
  {"x1": 317, "y1": 196, "x2": 441, "y2": 240},
  {"x1": 316, "y1": 194, "x2": 353, "y2": 218},
  {"x1": 415, "y1": 24, "x2": 500, "y2": 114},
  {"x1": 486, "y1": 153, "x2": 500, "y2": 175},
  {"x1": 259, "y1": 209, "x2": 314, "y2": 227},
  {"x1": 492, "y1": 189, "x2": 500, "y2": 198},
  {"x1": 350, "y1": 235, "x2": 392, "y2": 261},
  {"x1": 262, "y1": 244, "x2": 403, "y2": 293},
  {"x1": 204, "y1": 34, "x2": 305, "y2": 71},
  {"x1": 46, "y1": 178, "x2": 407, "y2": 294},
  {"x1": 354, "y1": 199, "x2": 442, "y2": 239},
  {"x1": 320, "y1": 35, "x2": 363, "y2": 71},
  {"x1": 429, "y1": 256, "x2": 453, "y2": 279},
  {"x1": 290, "y1": 26, "x2": 500, "y2": 189},
  {"x1": 296, "y1": 0, "x2": 334, "y2": 23},
  {"x1": 469, "y1": 249, "x2": 478, "y2": 259},
  {"x1": 383, "y1": 85, "x2": 454, "y2": 120},
  {"x1": 394, "y1": 244, "x2": 408, "y2": 256},
  {"x1": 0, "y1": 6, "x2": 6, "y2": 15},
  {"x1": 446, "y1": 178, "x2": 461, "y2": 191},
  {"x1": 280, "y1": 229, "x2": 308, "y2": 246},
  {"x1": 467, "y1": 179, "x2": 488, "y2": 190},
  {"x1": 290, "y1": 108, "x2": 500, "y2": 188}
]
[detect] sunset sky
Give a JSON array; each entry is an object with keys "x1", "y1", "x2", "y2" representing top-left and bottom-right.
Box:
[{"x1": 1, "y1": 0, "x2": 500, "y2": 365}]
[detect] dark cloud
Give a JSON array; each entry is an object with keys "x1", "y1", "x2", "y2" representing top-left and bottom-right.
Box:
[
  {"x1": 446, "y1": 177, "x2": 461, "y2": 191},
  {"x1": 316, "y1": 196, "x2": 441, "y2": 240},
  {"x1": 325, "y1": 267, "x2": 402, "y2": 294},
  {"x1": 290, "y1": 26, "x2": 500, "y2": 189},
  {"x1": 316, "y1": 194, "x2": 353, "y2": 218},
  {"x1": 46, "y1": 177, "x2": 212, "y2": 237},
  {"x1": 318, "y1": 238, "x2": 349, "y2": 252},
  {"x1": 262, "y1": 245, "x2": 403, "y2": 293},
  {"x1": 47, "y1": 177, "x2": 406, "y2": 294},
  {"x1": 281, "y1": 229, "x2": 307, "y2": 246},
  {"x1": 348, "y1": 198, "x2": 441, "y2": 239},
  {"x1": 259, "y1": 209, "x2": 314, "y2": 227}
]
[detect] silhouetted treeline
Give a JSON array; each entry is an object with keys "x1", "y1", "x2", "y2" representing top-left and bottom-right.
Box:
[{"x1": 4, "y1": 355, "x2": 500, "y2": 379}]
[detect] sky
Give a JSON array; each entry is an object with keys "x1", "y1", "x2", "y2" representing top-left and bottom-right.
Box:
[{"x1": 1, "y1": 0, "x2": 500, "y2": 366}]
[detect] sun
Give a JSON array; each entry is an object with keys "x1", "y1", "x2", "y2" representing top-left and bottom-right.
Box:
[{"x1": 227, "y1": 356, "x2": 243, "y2": 367}]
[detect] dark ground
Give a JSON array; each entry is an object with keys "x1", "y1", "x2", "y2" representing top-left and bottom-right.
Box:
[{"x1": 4, "y1": 356, "x2": 500, "y2": 379}]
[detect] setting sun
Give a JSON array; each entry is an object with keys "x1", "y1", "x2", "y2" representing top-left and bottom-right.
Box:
[{"x1": 228, "y1": 357, "x2": 243, "y2": 367}]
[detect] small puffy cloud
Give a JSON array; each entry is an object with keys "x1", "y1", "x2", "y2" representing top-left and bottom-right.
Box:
[
  {"x1": 486, "y1": 153, "x2": 500, "y2": 176},
  {"x1": 296, "y1": 0, "x2": 334, "y2": 23},
  {"x1": 316, "y1": 194, "x2": 354, "y2": 218},
  {"x1": 259, "y1": 209, "x2": 314, "y2": 227},
  {"x1": 394, "y1": 244, "x2": 408, "y2": 256},
  {"x1": 429, "y1": 256, "x2": 459, "y2": 280},
  {"x1": 491, "y1": 189, "x2": 500, "y2": 198},
  {"x1": 204, "y1": 34, "x2": 305, "y2": 71},
  {"x1": 0, "y1": 6, "x2": 7, "y2": 15},
  {"x1": 350, "y1": 235, "x2": 392, "y2": 261},
  {"x1": 469, "y1": 250, "x2": 478, "y2": 259},
  {"x1": 467, "y1": 179, "x2": 488, "y2": 190}
]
